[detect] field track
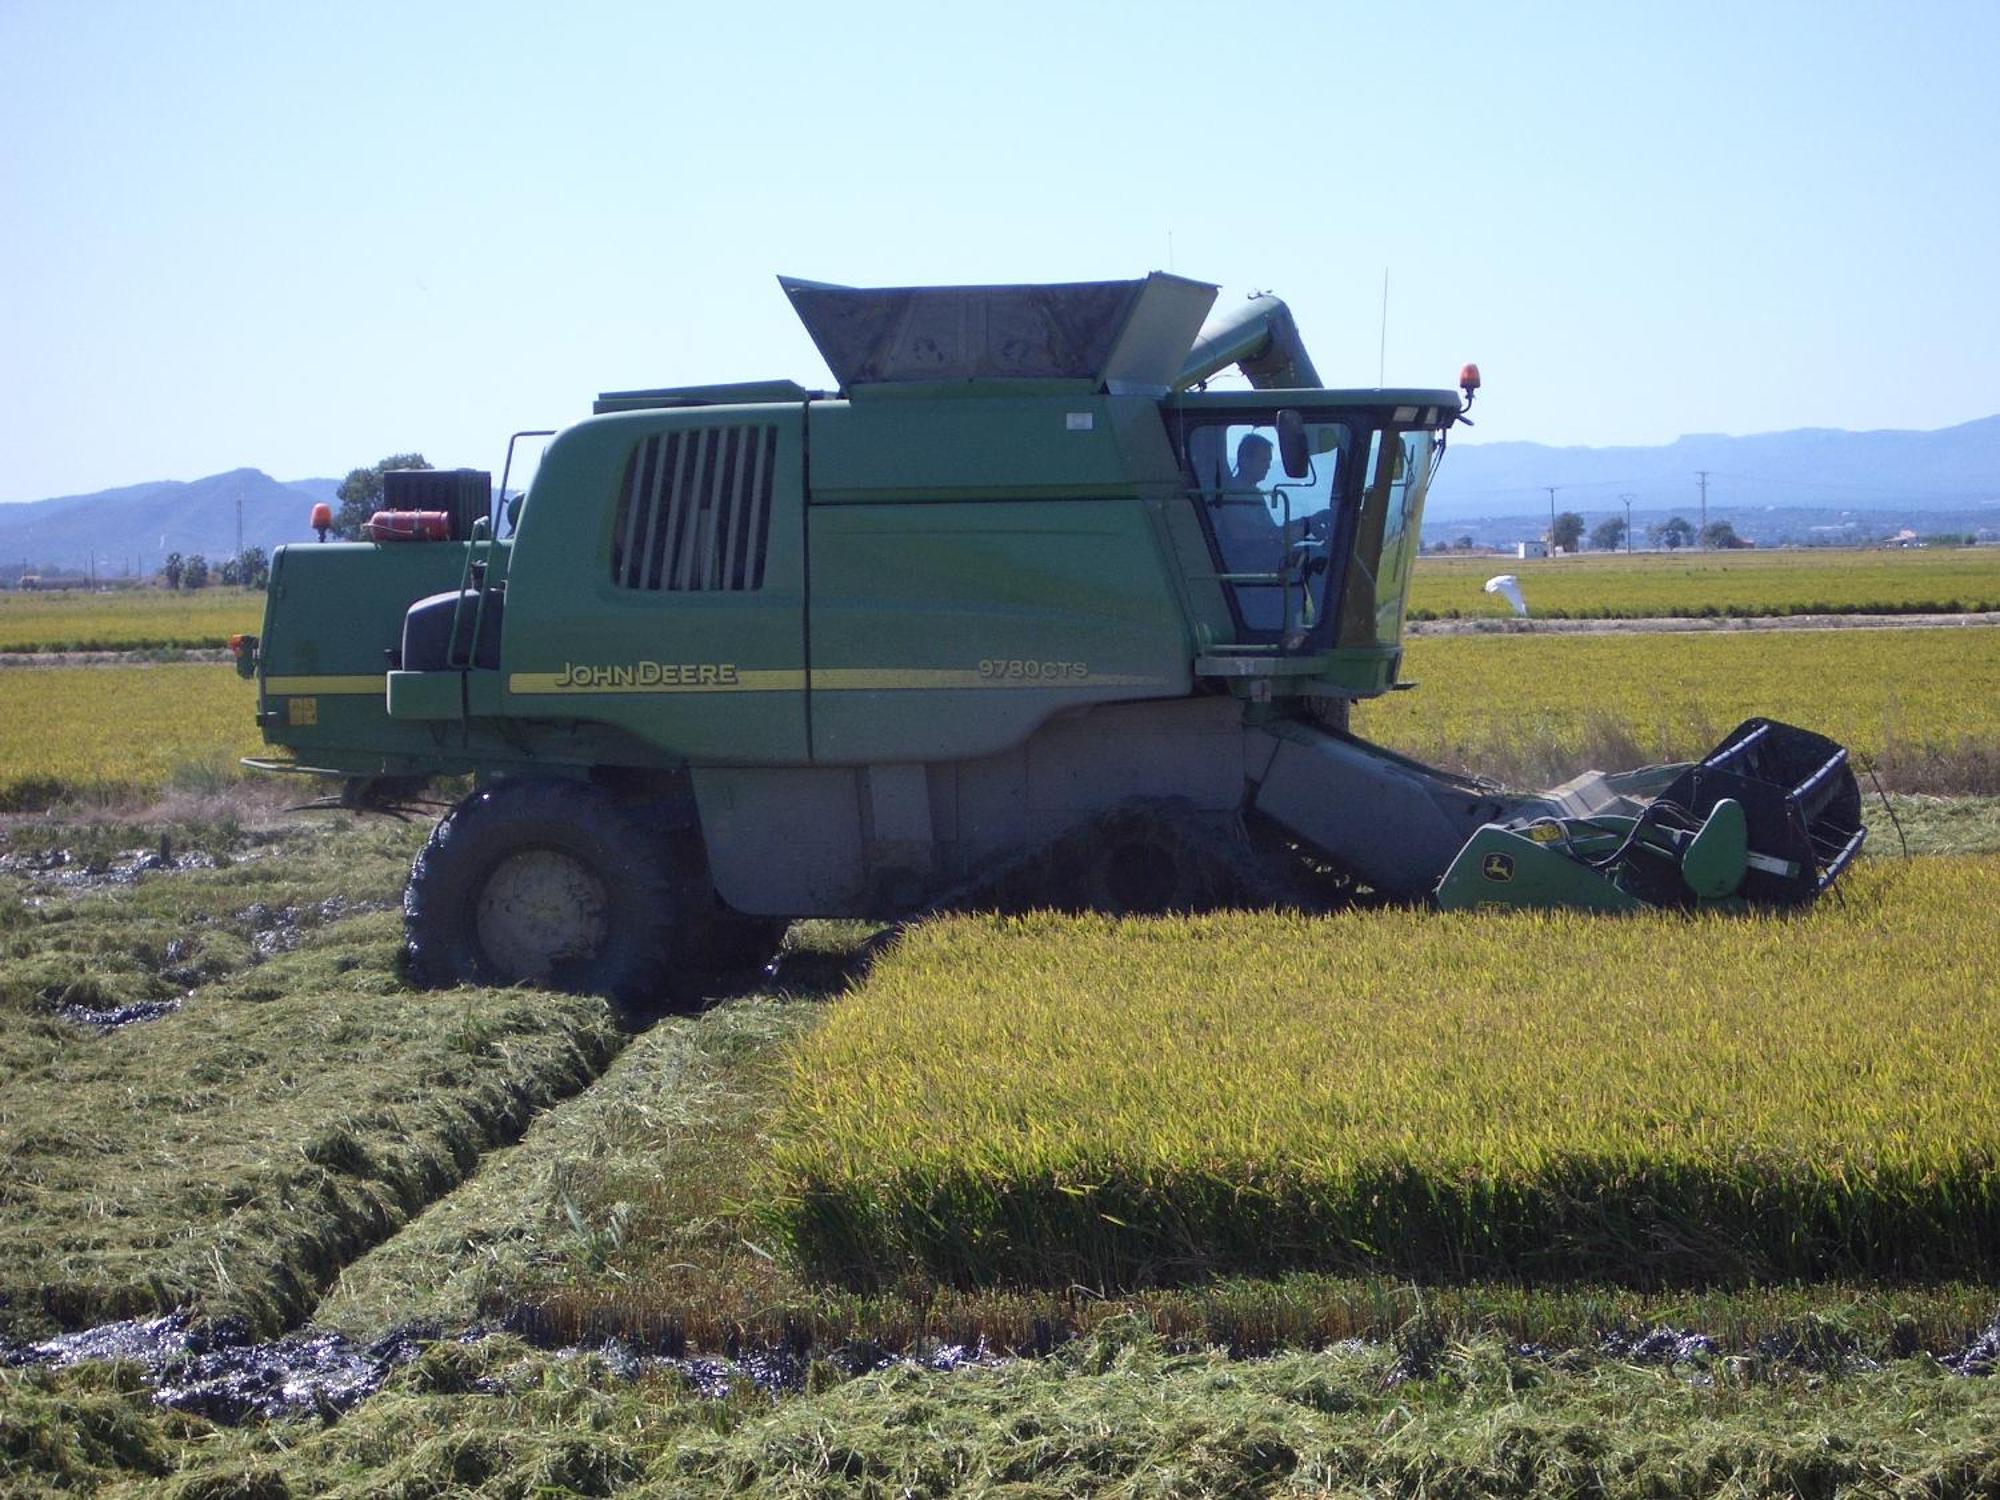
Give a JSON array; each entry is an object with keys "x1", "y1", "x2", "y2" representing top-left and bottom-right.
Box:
[{"x1": 1411, "y1": 609, "x2": 2000, "y2": 636}]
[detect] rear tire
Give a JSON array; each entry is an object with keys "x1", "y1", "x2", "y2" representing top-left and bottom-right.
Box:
[{"x1": 405, "y1": 778, "x2": 678, "y2": 1010}]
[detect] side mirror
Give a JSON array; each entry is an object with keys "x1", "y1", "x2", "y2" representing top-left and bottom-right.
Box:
[{"x1": 1276, "y1": 409, "x2": 1310, "y2": 480}]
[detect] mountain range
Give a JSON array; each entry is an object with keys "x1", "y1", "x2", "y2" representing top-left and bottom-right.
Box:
[
  {"x1": 3, "y1": 414, "x2": 1997, "y2": 574},
  {"x1": 1429, "y1": 414, "x2": 2000, "y2": 521},
  {"x1": 0, "y1": 470, "x2": 340, "y2": 578}
]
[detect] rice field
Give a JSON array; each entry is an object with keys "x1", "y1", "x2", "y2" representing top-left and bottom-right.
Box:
[
  {"x1": 0, "y1": 663, "x2": 264, "y2": 809},
  {"x1": 0, "y1": 548, "x2": 1991, "y2": 656},
  {"x1": 765, "y1": 856, "x2": 2000, "y2": 1292},
  {"x1": 1409, "y1": 546, "x2": 2000, "y2": 620},
  {"x1": 2, "y1": 624, "x2": 1994, "y2": 813},
  {"x1": 0, "y1": 587, "x2": 262, "y2": 652},
  {"x1": 1357, "y1": 624, "x2": 2000, "y2": 792}
]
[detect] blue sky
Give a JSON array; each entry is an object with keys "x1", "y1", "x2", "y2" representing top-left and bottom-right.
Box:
[{"x1": 3, "y1": 0, "x2": 1996, "y2": 502}]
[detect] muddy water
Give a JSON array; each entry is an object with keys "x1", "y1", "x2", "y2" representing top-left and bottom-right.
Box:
[
  {"x1": 3, "y1": 840, "x2": 389, "y2": 1032},
  {"x1": 0, "y1": 1311, "x2": 1001, "y2": 1422},
  {"x1": 239, "y1": 894, "x2": 390, "y2": 958},
  {"x1": 5, "y1": 1308, "x2": 1994, "y2": 1425},
  {"x1": 56, "y1": 996, "x2": 184, "y2": 1031},
  {"x1": 2, "y1": 1312, "x2": 434, "y2": 1422},
  {"x1": 0, "y1": 843, "x2": 224, "y2": 892}
]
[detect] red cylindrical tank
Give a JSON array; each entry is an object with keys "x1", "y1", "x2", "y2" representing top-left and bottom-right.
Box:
[{"x1": 364, "y1": 510, "x2": 453, "y2": 543}]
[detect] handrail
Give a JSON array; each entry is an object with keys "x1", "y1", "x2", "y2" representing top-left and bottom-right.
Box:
[
  {"x1": 441, "y1": 431, "x2": 553, "y2": 679},
  {"x1": 444, "y1": 520, "x2": 492, "y2": 671}
]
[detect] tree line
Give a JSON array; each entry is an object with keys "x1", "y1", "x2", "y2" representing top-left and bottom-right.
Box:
[
  {"x1": 1554, "y1": 512, "x2": 1742, "y2": 552},
  {"x1": 160, "y1": 548, "x2": 269, "y2": 590}
]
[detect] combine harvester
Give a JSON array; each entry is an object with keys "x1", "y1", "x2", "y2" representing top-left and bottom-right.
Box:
[{"x1": 235, "y1": 274, "x2": 1865, "y2": 1002}]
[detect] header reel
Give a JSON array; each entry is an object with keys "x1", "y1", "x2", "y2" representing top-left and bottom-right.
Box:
[{"x1": 1436, "y1": 719, "x2": 1867, "y2": 913}]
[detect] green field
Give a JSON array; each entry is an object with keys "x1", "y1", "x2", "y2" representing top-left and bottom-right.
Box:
[
  {"x1": 765, "y1": 857, "x2": 2000, "y2": 1292},
  {"x1": 2, "y1": 625, "x2": 1994, "y2": 814},
  {"x1": 0, "y1": 586, "x2": 263, "y2": 652},
  {"x1": 0, "y1": 662, "x2": 263, "y2": 809},
  {"x1": 0, "y1": 549, "x2": 1993, "y2": 659},
  {"x1": 1410, "y1": 545, "x2": 2000, "y2": 620},
  {"x1": 1356, "y1": 624, "x2": 2000, "y2": 792}
]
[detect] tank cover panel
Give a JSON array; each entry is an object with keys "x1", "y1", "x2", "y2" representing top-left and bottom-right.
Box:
[{"x1": 781, "y1": 273, "x2": 1217, "y2": 394}]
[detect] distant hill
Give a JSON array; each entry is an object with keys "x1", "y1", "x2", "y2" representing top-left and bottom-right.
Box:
[
  {"x1": 0, "y1": 470, "x2": 342, "y2": 575},
  {"x1": 1431, "y1": 414, "x2": 2000, "y2": 522}
]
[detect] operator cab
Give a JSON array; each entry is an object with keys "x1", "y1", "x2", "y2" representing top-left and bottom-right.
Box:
[{"x1": 1172, "y1": 395, "x2": 1453, "y2": 656}]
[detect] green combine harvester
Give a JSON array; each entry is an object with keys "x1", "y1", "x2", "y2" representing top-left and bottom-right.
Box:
[{"x1": 237, "y1": 274, "x2": 1865, "y2": 1003}]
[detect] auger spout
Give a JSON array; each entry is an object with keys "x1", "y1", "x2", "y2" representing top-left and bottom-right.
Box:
[{"x1": 1176, "y1": 292, "x2": 1322, "y2": 390}]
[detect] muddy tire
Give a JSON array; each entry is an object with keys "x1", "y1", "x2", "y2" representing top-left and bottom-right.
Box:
[{"x1": 405, "y1": 778, "x2": 678, "y2": 1010}]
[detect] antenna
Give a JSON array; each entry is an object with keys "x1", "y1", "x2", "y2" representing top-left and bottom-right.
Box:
[{"x1": 1377, "y1": 267, "x2": 1389, "y2": 386}]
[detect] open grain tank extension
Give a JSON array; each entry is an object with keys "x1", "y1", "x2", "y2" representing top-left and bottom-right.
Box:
[{"x1": 235, "y1": 274, "x2": 1865, "y2": 1004}]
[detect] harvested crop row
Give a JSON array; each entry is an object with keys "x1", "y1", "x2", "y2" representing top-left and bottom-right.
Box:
[
  {"x1": 0, "y1": 587, "x2": 263, "y2": 653},
  {"x1": 765, "y1": 857, "x2": 2000, "y2": 1291},
  {"x1": 0, "y1": 663, "x2": 263, "y2": 809},
  {"x1": 1409, "y1": 547, "x2": 2000, "y2": 620},
  {"x1": 0, "y1": 913, "x2": 621, "y2": 1338},
  {"x1": 1354, "y1": 624, "x2": 2000, "y2": 793}
]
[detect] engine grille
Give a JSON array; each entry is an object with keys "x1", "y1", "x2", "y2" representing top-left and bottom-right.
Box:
[{"x1": 609, "y1": 426, "x2": 776, "y2": 591}]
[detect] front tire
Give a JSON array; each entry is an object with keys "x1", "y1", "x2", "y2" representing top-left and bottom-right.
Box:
[{"x1": 405, "y1": 778, "x2": 678, "y2": 1009}]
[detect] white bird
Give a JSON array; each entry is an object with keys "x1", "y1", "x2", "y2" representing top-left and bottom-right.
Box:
[{"x1": 1483, "y1": 574, "x2": 1529, "y2": 618}]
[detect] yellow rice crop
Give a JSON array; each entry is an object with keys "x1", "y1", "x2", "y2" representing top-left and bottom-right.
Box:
[
  {"x1": 1355, "y1": 626, "x2": 2000, "y2": 792},
  {"x1": 1410, "y1": 546, "x2": 2000, "y2": 620},
  {"x1": 0, "y1": 664, "x2": 263, "y2": 808},
  {"x1": 0, "y1": 588, "x2": 263, "y2": 652},
  {"x1": 766, "y1": 856, "x2": 2000, "y2": 1290}
]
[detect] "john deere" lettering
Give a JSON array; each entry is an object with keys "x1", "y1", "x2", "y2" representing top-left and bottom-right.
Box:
[{"x1": 552, "y1": 661, "x2": 740, "y2": 689}]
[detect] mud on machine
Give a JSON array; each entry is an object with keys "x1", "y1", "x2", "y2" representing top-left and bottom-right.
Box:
[{"x1": 235, "y1": 274, "x2": 1864, "y2": 1007}]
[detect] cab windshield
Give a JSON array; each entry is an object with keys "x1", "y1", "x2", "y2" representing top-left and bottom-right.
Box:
[{"x1": 1336, "y1": 427, "x2": 1436, "y2": 651}]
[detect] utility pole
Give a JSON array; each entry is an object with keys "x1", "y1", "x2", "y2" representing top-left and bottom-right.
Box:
[
  {"x1": 1620, "y1": 493, "x2": 1635, "y2": 555},
  {"x1": 1696, "y1": 470, "x2": 1710, "y2": 549},
  {"x1": 1545, "y1": 486, "x2": 1560, "y2": 556}
]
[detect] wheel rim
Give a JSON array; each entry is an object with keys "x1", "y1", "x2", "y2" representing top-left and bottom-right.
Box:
[{"x1": 473, "y1": 847, "x2": 609, "y2": 984}]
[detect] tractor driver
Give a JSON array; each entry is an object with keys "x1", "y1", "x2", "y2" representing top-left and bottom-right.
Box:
[{"x1": 1216, "y1": 434, "x2": 1283, "y2": 559}]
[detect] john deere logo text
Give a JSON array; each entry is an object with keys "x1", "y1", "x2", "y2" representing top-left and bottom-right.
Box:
[
  {"x1": 1481, "y1": 852, "x2": 1516, "y2": 882},
  {"x1": 552, "y1": 661, "x2": 739, "y2": 689}
]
